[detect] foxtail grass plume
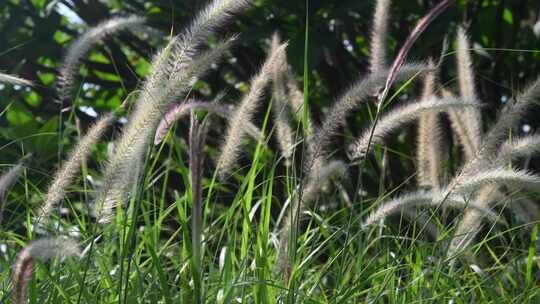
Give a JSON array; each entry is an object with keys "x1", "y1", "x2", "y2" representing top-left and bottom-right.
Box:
[
  {"x1": 216, "y1": 42, "x2": 288, "y2": 178},
  {"x1": 95, "y1": 0, "x2": 252, "y2": 223},
  {"x1": 348, "y1": 96, "x2": 478, "y2": 161},
  {"x1": 360, "y1": 190, "x2": 499, "y2": 230},
  {"x1": 498, "y1": 134, "x2": 540, "y2": 163},
  {"x1": 270, "y1": 33, "x2": 295, "y2": 166},
  {"x1": 455, "y1": 27, "x2": 482, "y2": 159},
  {"x1": 0, "y1": 154, "x2": 31, "y2": 225},
  {"x1": 476, "y1": 77, "x2": 540, "y2": 164},
  {"x1": 444, "y1": 89, "x2": 478, "y2": 160},
  {"x1": 35, "y1": 112, "x2": 116, "y2": 227},
  {"x1": 311, "y1": 63, "x2": 428, "y2": 164},
  {"x1": 95, "y1": 39, "x2": 234, "y2": 224},
  {"x1": 0, "y1": 72, "x2": 33, "y2": 87},
  {"x1": 12, "y1": 237, "x2": 81, "y2": 304},
  {"x1": 447, "y1": 78, "x2": 540, "y2": 193},
  {"x1": 153, "y1": 98, "x2": 264, "y2": 145},
  {"x1": 369, "y1": 0, "x2": 391, "y2": 73},
  {"x1": 416, "y1": 60, "x2": 443, "y2": 189},
  {"x1": 451, "y1": 168, "x2": 540, "y2": 195},
  {"x1": 445, "y1": 78, "x2": 540, "y2": 259},
  {"x1": 57, "y1": 16, "x2": 145, "y2": 103}
]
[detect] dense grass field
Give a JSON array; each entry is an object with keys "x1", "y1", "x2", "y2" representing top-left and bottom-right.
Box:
[{"x1": 2, "y1": 0, "x2": 540, "y2": 303}]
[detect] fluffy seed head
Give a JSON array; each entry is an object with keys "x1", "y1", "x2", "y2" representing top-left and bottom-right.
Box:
[
  {"x1": 310, "y1": 62, "x2": 428, "y2": 166},
  {"x1": 369, "y1": 0, "x2": 391, "y2": 73},
  {"x1": 0, "y1": 73, "x2": 33, "y2": 87},
  {"x1": 154, "y1": 98, "x2": 263, "y2": 145},
  {"x1": 57, "y1": 16, "x2": 145, "y2": 103},
  {"x1": 95, "y1": 37, "x2": 235, "y2": 224},
  {"x1": 12, "y1": 237, "x2": 81, "y2": 304},
  {"x1": 216, "y1": 42, "x2": 288, "y2": 178},
  {"x1": 455, "y1": 26, "x2": 482, "y2": 157},
  {"x1": 35, "y1": 113, "x2": 116, "y2": 227},
  {"x1": 270, "y1": 33, "x2": 295, "y2": 165},
  {"x1": 361, "y1": 190, "x2": 499, "y2": 230},
  {"x1": 416, "y1": 61, "x2": 443, "y2": 189},
  {"x1": 348, "y1": 96, "x2": 479, "y2": 161}
]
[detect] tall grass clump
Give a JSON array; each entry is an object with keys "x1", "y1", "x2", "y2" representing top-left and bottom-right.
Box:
[
  {"x1": 56, "y1": 15, "x2": 145, "y2": 103},
  {"x1": 94, "y1": 0, "x2": 252, "y2": 223},
  {"x1": 4, "y1": 0, "x2": 540, "y2": 302}
]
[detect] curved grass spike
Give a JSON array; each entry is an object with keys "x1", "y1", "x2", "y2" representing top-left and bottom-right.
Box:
[
  {"x1": 95, "y1": 38, "x2": 235, "y2": 224},
  {"x1": 451, "y1": 168, "x2": 540, "y2": 195},
  {"x1": 360, "y1": 0, "x2": 454, "y2": 175},
  {"x1": 498, "y1": 134, "x2": 540, "y2": 163},
  {"x1": 57, "y1": 16, "x2": 145, "y2": 103},
  {"x1": 12, "y1": 237, "x2": 81, "y2": 304},
  {"x1": 35, "y1": 112, "x2": 117, "y2": 227},
  {"x1": 369, "y1": 0, "x2": 391, "y2": 73},
  {"x1": 416, "y1": 60, "x2": 443, "y2": 189},
  {"x1": 443, "y1": 89, "x2": 478, "y2": 160},
  {"x1": 0, "y1": 154, "x2": 31, "y2": 225},
  {"x1": 270, "y1": 33, "x2": 295, "y2": 166},
  {"x1": 216, "y1": 42, "x2": 288, "y2": 178},
  {"x1": 94, "y1": 0, "x2": 254, "y2": 223},
  {"x1": 446, "y1": 169, "x2": 540, "y2": 260},
  {"x1": 153, "y1": 97, "x2": 264, "y2": 146},
  {"x1": 443, "y1": 77, "x2": 540, "y2": 204},
  {"x1": 455, "y1": 26, "x2": 482, "y2": 160},
  {"x1": 0, "y1": 72, "x2": 33, "y2": 87},
  {"x1": 347, "y1": 97, "x2": 479, "y2": 161},
  {"x1": 310, "y1": 62, "x2": 428, "y2": 165},
  {"x1": 361, "y1": 190, "x2": 500, "y2": 230},
  {"x1": 445, "y1": 78, "x2": 540, "y2": 260}
]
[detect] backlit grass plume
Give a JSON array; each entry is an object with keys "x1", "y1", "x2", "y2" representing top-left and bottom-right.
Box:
[
  {"x1": 369, "y1": 0, "x2": 391, "y2": 73},
  {"x1": 35, "y1": 112, "x2": 116, "y2": 227},
  {"x1": 95, "y1": 39, "x2": 234, "y2": 224},
  {"x1": 94, "y1": 0, "x2": 252, "y2": 223},
  {"x1": 270, "y1": 33, "x2": 295, "y2": 166},
  {"x1": 311, "y1": 63, "x2": 428, "y2": 165},
  {"x1": 445, "y1": 78, "x2": 540, "y2": 259},
  {"x1": 361, "y1": 190, "x2": 499, "y2": 230},
  {"x1": 444, "y1": 89, "x2": 478, "y2": 159},
  {"x1": 153, "y1": 98, "x2": 263, "y2": 146},
  {"x1": 452, "y1": 168, "x2": 540, "y2": 195},
  {"x1": 216, "y1": 42, "x2": 288, "y2": 178},
  {"x1": 12, "y1": 237, "x2": 81, "y2": 304},
  {"x1": 0, "y1": 72, "x2": 33, "y2": 87},
  {"x1": 0, "y1": 154, "x2": 31, "y2": 225},
  {"x1": 57, "y1": 15, "x2": 145, "y2": 103},
  {"x1": 475, "y1": 77, "x2": 540, "y2": 164},
  {"x1": 347, "y1": 96, "x2": 478, "y2": 161},
  {"x1": 498, "y1": 134, "x2": 540, "y2": 163},
  {"x1": 454, "y1": 27, "x2": 482, "y2": 159},
  {"x1": 416, "y1": 61, "x2": 443, "y2": 189}
]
